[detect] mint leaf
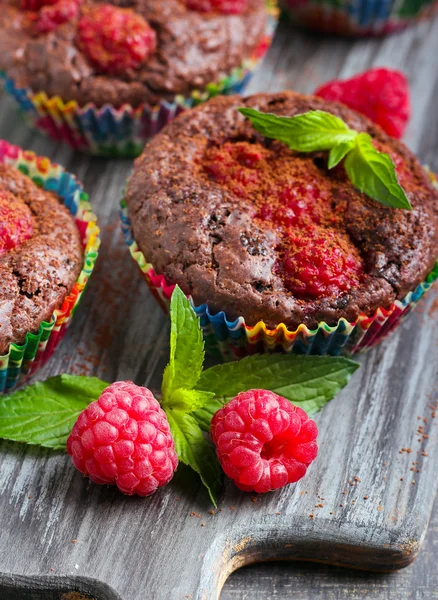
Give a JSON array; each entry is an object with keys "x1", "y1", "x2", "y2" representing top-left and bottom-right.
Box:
[
  {"x1": 238, "y1": 108, "x2": 357, "y2": 152},
  {"x1": 162, "y1": 388, "x2": 215, "y2": 412},
  {"x1": 162, "y1": 286, "x2": 205, "y2": 398},
  {"x1": 193, "y1": 354, "x2": 359, "y2": 430},
  {"x1": 344, "y1": 133, "x2": 412, "y2": 210},
  {"x1": 192, "y1": 397, "x2": 223, "y2": 432},
  {"x1": 165, "y1": 409, "x2": 221, "y2": 505},
  {"x1": 0, "y1": 375, "x2": 109, "y2": 450},
  {"x1": 328, "y1": 138, "x2": 357, "y2": 169},
  {"x1": 239, "y1": 107, "x2": 411, "y2": 210}
]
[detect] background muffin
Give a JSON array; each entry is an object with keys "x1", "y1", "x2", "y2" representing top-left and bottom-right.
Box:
[
  {"x1": 280, "y1": 0, "x2": 438, "y2": 36},
  {"x1": 0, "y1": 0, "x2": 278, "y2": 155},
  {"x1": 0, "y1": 140, "x2": 99, "y2": 392},
  {"x1": 0, "y1": 164, "x2": 83, "y2": 353}
]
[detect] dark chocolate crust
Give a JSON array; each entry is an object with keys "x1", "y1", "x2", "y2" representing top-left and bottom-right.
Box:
[
  {"x1": 0, "y1": 0, "x2": 268, "y2": 108},
  {"x1": 0, "y1": 165, "x2": 83, "y2": 354},
  {"x1": 125, "y1": 92, "x2": 438, "y2": 329}
]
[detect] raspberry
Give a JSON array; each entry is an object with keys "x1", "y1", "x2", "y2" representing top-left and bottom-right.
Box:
[
  {"x1": 203, "y1": 142, "x2": 263, "y2": 198},
  {"x1": 186, "y1": 0, "x2": 248, "y2": 14},
  {"x1": 278, "y1": 227, "x2": 363, "y2": 298},
  {"x1": 257, "y1": 182, "x2": 327, "y2": 229},
  {"x1": 67, "y1": 382, "x2": 178, "y2": 496},
  {"x1": 211, "y1": 390, "x2": 318, "y2": 493},
  {"x1": 0, "y1": 191, "x2": 34, "y2": 255},
  {"x1": 315, "y1": 68, "x2": 410, "y2": 139},
  {"x1": 77, "y1": 5, "x2": 156, "y2": 75},
  {"x1": 37, "y1": 0, "x2": 80, "y2": 33}
]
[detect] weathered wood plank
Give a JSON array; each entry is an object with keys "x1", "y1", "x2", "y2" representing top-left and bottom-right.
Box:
[
  {"x1": 223, "y1": 497, "x2": 438, "y2": 599},
  {"x1": 0, "y1": 14, "x2": 438, "y2": 600}
]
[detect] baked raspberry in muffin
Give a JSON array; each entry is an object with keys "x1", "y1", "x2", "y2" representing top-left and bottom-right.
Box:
[
  {"x1": 0, "y1": 164, "x2": 83, "y2": 354},
  {"x1": 124, "y1": 92, "x2": 438, "y2": 331}
]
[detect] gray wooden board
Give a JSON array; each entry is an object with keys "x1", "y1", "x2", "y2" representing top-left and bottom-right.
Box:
[{"x1": 0, "y1": 15, "x2": 438, "y2": 600}]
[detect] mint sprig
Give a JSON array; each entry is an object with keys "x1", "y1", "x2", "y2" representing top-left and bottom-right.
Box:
[
  {"x1": 161, "y1": 288, "x2": 358, "y2": 504},
  {"x1": 0, "y1": 287, "x2": 359, "y2": 505},
  {"x1": 239, "y1": 107, "x2": 412, "y2": 210},
  {"x1": 160, "y1": 287, "x2": 222, "y2": 505}
]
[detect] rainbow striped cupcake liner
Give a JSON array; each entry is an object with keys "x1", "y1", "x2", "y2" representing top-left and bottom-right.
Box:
[
  {"x1": 281, "y1": 0, "x2": 438, "y2": 35},
  {"x1": 0, "y1": 141, "x2": 100, "y2": 393},
  {"x1": 0, "y1": 2, "x2": 278, "y2": 157},
  {"x1": 120, "y1": 175, "x2": 438, "y2": 360}
]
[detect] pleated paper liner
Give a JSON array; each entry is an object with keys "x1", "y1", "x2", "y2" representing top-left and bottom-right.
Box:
[
  {"x1": 0, "y1": 1, "x2": 278, "y2": 157},
  {"x1": 121, "y1": 187, "x2": 438, "y2": 360},
  {"x1": 0, "y1": 140, "x2": 100, "y2": 393},
  {"x1": 281, "y1": 0, "x2": 438, "y2": 36}
]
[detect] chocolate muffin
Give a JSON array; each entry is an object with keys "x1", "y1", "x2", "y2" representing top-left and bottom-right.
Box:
[
  {"x1": 0, "y1": 0, "x2": 269, "y2": 108},
  {"x1": 124, "y1": 91, "x2": 438, "y2": 330},
  {"x1": 0, "y1": 164, "x2": 83, "y2": 354}
]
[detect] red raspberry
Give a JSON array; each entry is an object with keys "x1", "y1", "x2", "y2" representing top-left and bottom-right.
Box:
[
  {"x1": 203, "y1": 142, "x2": 263, "y2": 198},
  {"x1": 257, "y1": 182, "x2": 327, "y2": 229},
  {"x1": 0, "y1": 191, "x2": 34, "y2": 255},
  {"x1": 186, "y1": 0, "x2": 248, "y2": 14},
  {"x1": 278, "y1": 227, "x2": 363, "y2": 299},
  {"x1": 211, "y1": 390, "x2": 318, "y2": 493},
  {"x1": 315, "y1": 68, "x2": 410, "y2": 139},
  {"x1": 37, "y1": 0, "x2": 80, "y2": 33},
  {"x1": 77, "y1": 5, "x2": 156, "y2": 75},
  {"x1": 67, "y1": 382, "x2": 178, "y2": 497}
]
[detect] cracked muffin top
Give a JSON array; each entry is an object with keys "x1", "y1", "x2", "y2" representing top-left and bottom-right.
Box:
[
  {"x1": 125, "y1": 91, "x2": 438, "y2": 329},
  {"x1": 0, "y1": 0, "x2": 268, "y2": 108},
  {"x1": 0, "y1": 165, "x2": 83, "y2": 354}
]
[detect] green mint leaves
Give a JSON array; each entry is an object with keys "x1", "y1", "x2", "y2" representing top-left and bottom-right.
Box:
[
  {"x1": 239, "y1": 108, "x2": 357, "y2": 152},
  {"x1": 0, "y1": 375, "x2": 109, "y2": 450},
  {"x1": 166, "y1": 410, "x2": 222, "y2": 505},
  {"x1": 161, "y1": 287, "x2": 358, "y2": 504},
  {"x1": 344, "y1": 133, "x2": 412, "y2": 210},
  {"x1": 0, "y1": 286, "x2": 359, "y2": 506},
  {"x1": 162, "y1": 286, "x2": 205, "y2": 399},
  {"x1": 161, "y1": 287, "x2": 222, "y2": 504},
  {"x1": 238, "y1": 107, "x2": 412, "y2": 210}
]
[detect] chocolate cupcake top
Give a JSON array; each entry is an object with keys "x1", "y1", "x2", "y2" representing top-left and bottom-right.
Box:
[
  {"x1": 0, "y1": 0, "x2": 268, "y2": 108},
  {"x1": 125, "y1": 91, "x2": 438, "y2": 329},
  {"x1": 0, "y1": 165, "x2": 83, "y2": 354}
]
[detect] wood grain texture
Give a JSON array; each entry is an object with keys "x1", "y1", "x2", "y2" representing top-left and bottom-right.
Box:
[
  {"x1": 223, "y1": 495, "x2": 438, "y2": 599},
  {"x1": 0, "y1": 14, "x2": 438, "y2": 600}
]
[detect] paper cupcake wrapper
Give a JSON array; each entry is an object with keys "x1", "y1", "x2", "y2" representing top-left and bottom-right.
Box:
[
  {"x1": 120, "y1": 172, "x2": 438, "y2": 360},
  {"x1": 0, "y1": 140, "x2": 100, "y2": 393},
  {"x1": 281, "y1": 0, "x2": 438, "y2": 35},
  {"x1": 0, "y1": 1, "x2": 278, "y2": 157}
]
